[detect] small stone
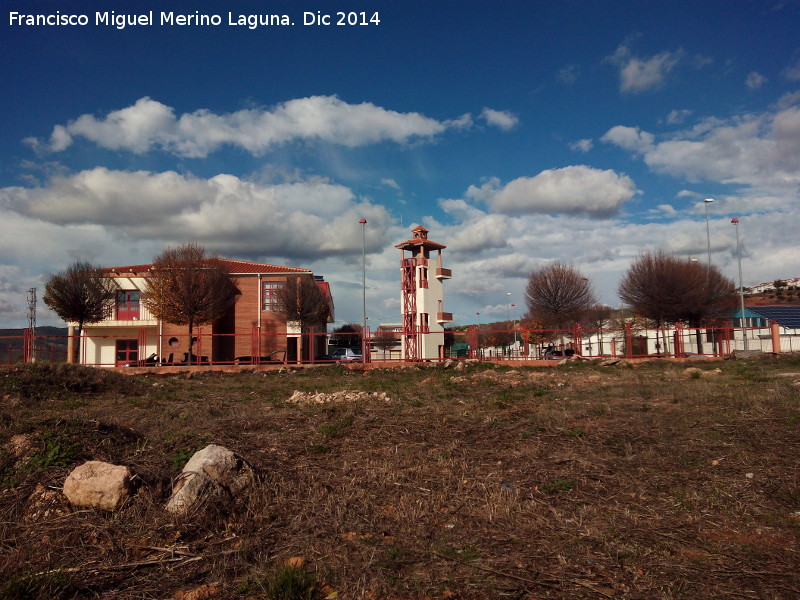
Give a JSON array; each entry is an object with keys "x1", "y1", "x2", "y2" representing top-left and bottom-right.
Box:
[
  {"x1": 731, "y1": 349, "x2": 764, "y2": 360},
  {"x1": 600, "y1": 358, "x2": 621, "y2": 366},
  {"x1": 173, "y1": 582, "x2": 223, "y2": 600},
  {"x1": 25, "y1": 484, "x2": 70, "y2": 521},
  {"x1": 8, "y1": 434, "x2": 33, "y2": 458}
]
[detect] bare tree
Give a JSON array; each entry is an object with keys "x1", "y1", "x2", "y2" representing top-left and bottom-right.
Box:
[
  {"x1": 43, "y1": 261, "x2": 119, "y2": 362},
  {"x1": 373, "y1": 329, "x2": 400, "y2": 359},
  {"x1": 275, "y1": 275, "x2": 331, "y2": 361},
  {"x1": 582, "y1": 304, "x2": 615, "y2": 355},
  {"x1": 480, "y1": 321, "x2": 515, "y2": 353},
  {"x1": 519, "y1": 317, "x2": 552, "y2": 354},
  {"x1": 143, "y1": 243, "x2": 238, "y2": 364},
  {"x1": 618, "y1": 251, "x2": 737, "y2": 353},
  {"x1": 275, "y1": 275, "x2": 331, "y2": 329},
  {"x1": 332, "y1": 323, "x2": 362, "y2": 349},
  {"x1": 525, "y1": 262, "x2": 597, "y2": 346}
]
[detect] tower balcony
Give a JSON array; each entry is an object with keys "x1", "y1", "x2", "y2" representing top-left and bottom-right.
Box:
[
  {"x1": 436, "y1": 312, "x2": 453, "y2": 323},
  {"x1": 435, "y1": 268, "x2": 452, "y2": 279}
]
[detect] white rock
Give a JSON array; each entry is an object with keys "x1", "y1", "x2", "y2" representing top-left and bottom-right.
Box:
[
  {"x1": 63, "y1": 461, "x2": 134, "y2": 511},
  {"x1": 166, "y1": 444, "x2": 254, "y2": 515}
]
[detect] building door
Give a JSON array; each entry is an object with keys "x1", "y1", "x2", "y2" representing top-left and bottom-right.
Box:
[
  {"x1": 116, "y1": 339, "x2": 138, "y2": 366},
  {"x1": 116, "y1": 290, "x2": 140, "y2": 320}
]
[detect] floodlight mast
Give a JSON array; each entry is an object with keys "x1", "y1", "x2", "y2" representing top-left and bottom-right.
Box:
[
  {"x1": 731, "y1": 217, "x2": 749, "y2": 351},
  {"x1": 359, "y1": 218, "x2": 367, "y2": 330}
]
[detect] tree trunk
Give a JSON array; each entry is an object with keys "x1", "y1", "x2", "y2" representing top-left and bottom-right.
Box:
[
  {"x1": 297, "y1": 321, "x2": 304, "y2": 365},
  {"x1": 188, "y1": 320, "x2": 194, "y2": 365},
  {"x1": 695, "y1": 327, "x2": 704, "y2": 355},
  {"x1": 75, "y1": 321, "x2": 84, "y2": 364}
]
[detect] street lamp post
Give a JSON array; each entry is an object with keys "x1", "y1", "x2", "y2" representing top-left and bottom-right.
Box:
[
  {"x1": 704, "y1": 198, "x2": 716, "y2": 355},
  {"x1": 731, "y1": 218, "x2": 749, "y2": 350},
  {"x1": 704, "y1": 198, "x2": 714, "y2": 267},
  {"x1": 359, "y1": 218, "x2": 367, "y2": 331}
]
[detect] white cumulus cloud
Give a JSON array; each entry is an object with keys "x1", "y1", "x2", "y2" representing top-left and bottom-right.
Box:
[
  {"x1": 601, "y1": 125, "x2": 655, "y2": 153},
  {"x1": 478, "y1": 166, "x2": 638, "y2": 218},
  {"x1": 602, "y1": 99, "x2": 800, "y2": 190},
  {"x1": 0, "y1": 168, "x2": 394, "y2": 260},
  {"x1": 746, "y1": 71, "x2": 767, "y2": 90},
  {"x1": 607, "y1": 44, "x2": 681, "y2": 93},
  {"x1": 479, "y1": 108, "x2": 519, "y2": 130},
  {"x1": 569, "y1": 138, "x2": 594, "y2": 153},
  {"x1": 29, "y1": 96, "x2": 512, "y2": 158},
  {"x1": 784, "y1": 58, "x2": 800, "y2": 81}
]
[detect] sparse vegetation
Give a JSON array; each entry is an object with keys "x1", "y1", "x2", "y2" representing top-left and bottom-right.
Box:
[{"x1": 1, "y1": 358, "x2": 800, "y2": 598}]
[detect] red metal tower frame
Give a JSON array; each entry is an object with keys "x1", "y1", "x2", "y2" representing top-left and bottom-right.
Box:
[{"x1": 401, "y1": 256, "x2": 419, "y2": 361}]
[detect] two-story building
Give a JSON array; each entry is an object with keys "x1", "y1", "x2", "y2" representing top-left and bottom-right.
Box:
[{"x1": 76, "y1": 259, "x2": 333, "y2": 367}]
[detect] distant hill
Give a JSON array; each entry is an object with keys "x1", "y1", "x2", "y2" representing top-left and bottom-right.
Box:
[
  {"x1": 744, "y1": 280, "x2": 800, "y2": 306},
  {"x1": 0, "y1": 326, "x2": 69, "y2": 363},
  {"x1": 0, "y1": 325, "x2": 68, "y2": 336},
  {"x1": 744, "y1": 277, "x2": 800, "y2": 295}
]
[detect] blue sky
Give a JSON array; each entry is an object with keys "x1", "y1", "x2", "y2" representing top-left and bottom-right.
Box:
[{"x1": 2, "y1": 0, "x2": 800, "y2": 328}]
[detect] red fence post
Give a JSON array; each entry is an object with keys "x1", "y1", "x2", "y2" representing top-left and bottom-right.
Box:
[
  {"x1": 22, "y1": 329, "x2": 32, "y2": 363},
  {"x1": 625, "y1": 322, "x2": 633, "y2": 358},
  {"x1": 674, "y1": 322, "x2": 684, "y2": 357},
  {"x1": 362, "y1": 326, "x2": 371, "y2": 363},
  {"x1": 771, "y1": 321, "x2": 781, "y2": 354},
  {"x1": 572, "y1": 323, "x2": 583, "y2": 356}
]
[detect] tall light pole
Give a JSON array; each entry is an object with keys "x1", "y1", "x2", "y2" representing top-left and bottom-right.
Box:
[
  {"x1": 704, "y1": 198, "x2": 716, "y2": 355},
  {"x1": 359, "y1": 218, "x2": 367, "y2": 330},
  {"x1": 731, "y1": 217, "x2": 749, "y2": 350},
  {"x1": 704, "y1": 198, "x2": 714, "y2": 268}
]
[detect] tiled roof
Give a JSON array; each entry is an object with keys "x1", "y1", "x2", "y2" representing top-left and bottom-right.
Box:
[
  {"x1": 748, "y1": 305, "x2": 800, "y2": 329},
  {"x1": 395, "y1": 237, "x2": 447, "y2": 250},
  {"x1": 101, "y1": 258, "x2": 311, "y2": 275},
  {"x1": 215, "y1": 259, "x2": 311, "y2": 274}
]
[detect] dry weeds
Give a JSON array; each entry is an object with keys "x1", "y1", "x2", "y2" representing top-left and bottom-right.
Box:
[{"x1": 1, "y1": 358, "x2": 799, "y2": 599}]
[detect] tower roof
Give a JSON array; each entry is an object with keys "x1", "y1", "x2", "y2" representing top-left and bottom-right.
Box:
[{"x1": 395, "y1": 225, "x2": 446, "y2": 250}]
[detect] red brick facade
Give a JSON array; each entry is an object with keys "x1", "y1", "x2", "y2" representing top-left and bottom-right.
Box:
[{"x1": 96, "y1": 259, "x2": 332, "y2": 365}]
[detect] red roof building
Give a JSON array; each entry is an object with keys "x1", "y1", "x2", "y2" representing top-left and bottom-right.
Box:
[{"x1": 80, "y1": 259, "x2": 333, "y2": 367}]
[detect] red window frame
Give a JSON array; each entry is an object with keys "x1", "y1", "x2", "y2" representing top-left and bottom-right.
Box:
[
  {"x1": 115, "y1": 339, "x2": 138, "y2": 366},
  {"x1": 116, "y1": 290, "x2": 140, "y2": 320}
]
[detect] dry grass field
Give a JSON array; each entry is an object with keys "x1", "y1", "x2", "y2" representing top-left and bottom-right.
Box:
[{"x1": 1, "y1": 357, "x2": 800, "y2": 599}]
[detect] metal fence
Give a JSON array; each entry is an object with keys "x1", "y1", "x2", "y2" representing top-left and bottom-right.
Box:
[{"x1": 1, "y1": 321, "x2": 794, "y2": 368}]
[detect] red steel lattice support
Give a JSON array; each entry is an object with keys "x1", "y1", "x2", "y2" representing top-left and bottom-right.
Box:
[{"x1": 401, "y1": 257, "x2": 419, "y2": 361}]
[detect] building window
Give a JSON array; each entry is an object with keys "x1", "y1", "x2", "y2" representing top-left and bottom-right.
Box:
[
  {"x1": 262, "y1": 281, "x2": 285, "y2": 311},
  {"x1": 115, "y1": 339, "x2": 138, "y2": 366},
  {"x1": 116, "y1": 290, "x2": 140, "y2": 320}
]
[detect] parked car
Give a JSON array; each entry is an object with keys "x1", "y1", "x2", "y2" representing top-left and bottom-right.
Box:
[{"x1": 324, "y1": 347, "x2": 363, "y2": 362}]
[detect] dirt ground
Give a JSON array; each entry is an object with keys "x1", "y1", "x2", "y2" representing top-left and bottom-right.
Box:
[{"x1": 1, "y1": 357, "x2": 799, "y2": 599}]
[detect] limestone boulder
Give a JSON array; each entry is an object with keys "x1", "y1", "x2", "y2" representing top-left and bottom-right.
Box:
[
  {"x1": 166, "y1": 444, "x2": 254, "y2": 516},
  {"x1": 63, "y1": 461, "x2": 134, "y2": 511}
]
